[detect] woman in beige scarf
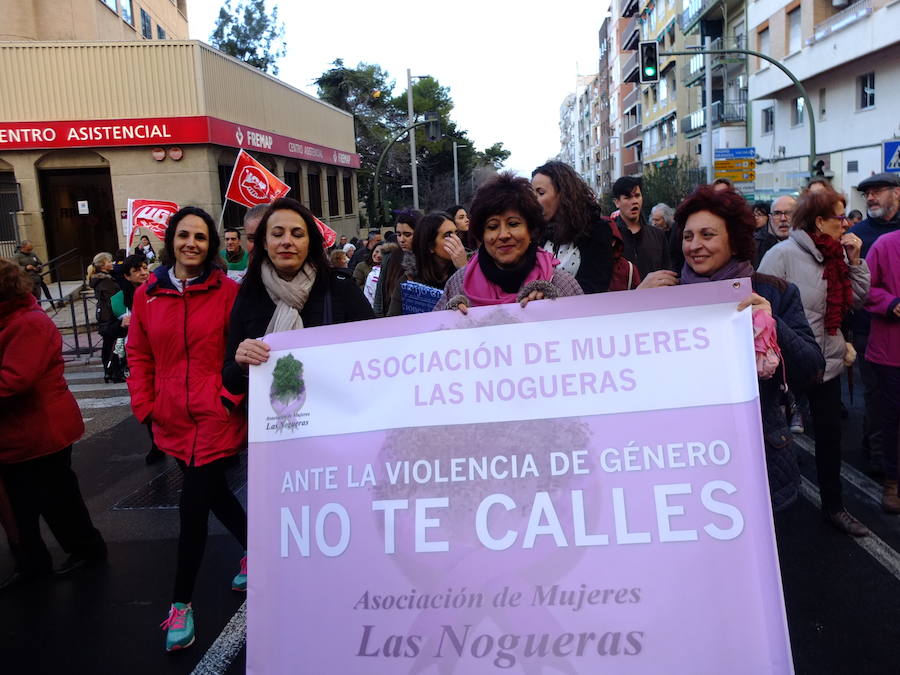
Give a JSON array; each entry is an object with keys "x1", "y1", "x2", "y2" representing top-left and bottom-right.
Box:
[{"x1": 223, "y1": 198, "x2": 374, "y2": 394}]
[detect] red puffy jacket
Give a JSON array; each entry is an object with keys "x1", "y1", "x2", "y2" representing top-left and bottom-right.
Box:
[
  {"x1": 0, "y1": 294, "x2": 84, "y2": 463},
  {"x1": 127, "y1": 267, "x2": 246, "y2": 466}
]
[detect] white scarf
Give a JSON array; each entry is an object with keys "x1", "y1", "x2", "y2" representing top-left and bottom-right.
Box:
[{"x1": 262, "y1": 262, "x2": 317, "y2": 334}]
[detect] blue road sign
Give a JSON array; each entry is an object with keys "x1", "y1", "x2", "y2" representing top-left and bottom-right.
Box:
[
  {"x1": 715, "y1": 147, "x2": 756, "y2": 160},
  {"x1": 884, "y1": 141, "x2": 900, "y2": 173}
]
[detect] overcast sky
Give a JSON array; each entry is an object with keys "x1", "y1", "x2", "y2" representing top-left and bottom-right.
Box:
[{"x1": 187, "y1": 0, "x2": 610, "y2": 176}]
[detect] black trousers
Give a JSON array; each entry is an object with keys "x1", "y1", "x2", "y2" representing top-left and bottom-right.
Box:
[
  {"x1": 0, "y1": 446, "x2": 104, "y2": 574},
  {"x1": 172, "y1": 456, "x2": 247, "y2": 603},
  {"x1": 870, "y1": 362, "x2": 900, "y2": 481},
  {"x1": 807, "y1": 377, "x2": 846, "y2": 512}
]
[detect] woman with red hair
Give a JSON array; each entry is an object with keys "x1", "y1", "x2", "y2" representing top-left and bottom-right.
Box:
[
  {"x1": 759, "y1": 187, "x2": 871, "y2": 535},
  {"x1": 673, "y1": 185, "x2": 823, "y2": 513}
]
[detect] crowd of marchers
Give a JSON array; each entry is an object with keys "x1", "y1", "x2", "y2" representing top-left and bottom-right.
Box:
[{"x1": 1, "y1": 159, "x2": 898, "y2": 653}]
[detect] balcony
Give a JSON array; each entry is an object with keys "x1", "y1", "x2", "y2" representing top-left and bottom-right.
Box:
[
  {"x1": 621, "y1": 0, "x2": 639, "y2": 19},
  {"x1": 623, "y1": 124, "x2": 642, "y2": 147},
  {"x1": 681, "y1": 53, "x2": 705, "y2": 87},
  {"x1": 681, "y1": 98, "x2": 746, "y2": 137},
  {"x1": 621, "y1": 51, "x2": 639, "y2": 84},
  {"x1": 681, "y1": 0, "x2": 718, "y2": 33},
  {"x1": 623, "y1": 86, "x2": 639, "y2": 112},
  {"x1": 623, "y1": 161, "x2": 642, "y2": 177},
  {"x1": 807, "y1": 0, "x2": 872, "y2": 46},
  {"x1": 709, "y1": 35, "x2": 746, "y2": 69},
  {"x1": 622, "y1": 15, "x2": 640, "y2": 51}
]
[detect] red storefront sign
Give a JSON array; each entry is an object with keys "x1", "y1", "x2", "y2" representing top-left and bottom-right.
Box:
[{"x1": 0, "y1": 116, "x2": 360, "y2": 169}]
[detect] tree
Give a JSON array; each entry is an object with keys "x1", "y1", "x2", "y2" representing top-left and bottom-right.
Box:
[
  {"x1": 210, "y1": 0, "x2": 286, "y2": 76},
  {"x1": 637, "y1": 156, "x2": 705, "y2": 215},
  {"x1": 477, "y1": 142, "x2": 511, "y2": 169}
]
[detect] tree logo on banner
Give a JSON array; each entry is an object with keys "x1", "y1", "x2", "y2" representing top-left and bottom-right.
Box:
[
  {"x1": 270, "y1": 354, "x2": 307, "y2": 417},
  {"x1": 239, "y1": 166, "x2": 271, "y2": 203}
]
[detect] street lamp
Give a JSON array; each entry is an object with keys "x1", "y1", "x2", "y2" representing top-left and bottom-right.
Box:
[{"x1": 407, "y1": 69, "x2": 430, "y2": 210}]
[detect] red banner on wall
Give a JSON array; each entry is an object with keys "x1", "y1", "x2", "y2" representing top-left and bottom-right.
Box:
[
  {"x1": 0, "y1": 116, "x2": 360, "y2": 169},
  {"x1": 225, "y1": 150, "x2": 291, "y2": 208}
]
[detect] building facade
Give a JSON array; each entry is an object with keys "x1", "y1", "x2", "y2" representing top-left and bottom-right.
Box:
[
  {"x1": 639, "y1": 0, "x2": 692, "y2": 168},
  {"x1": 0, "y1": 41, "x2": 360, "y2": 279},
  {"x1": 748, "y1": 0, "x2": 900, "y2": 210},
  {"x1": 680, "y1": 0, "x2": 750, "y2": 179},
  {"x1": 0, "y1": 0, "x2": 188, "y2": 42},
  {"x1": 618, "y1": 0, "x2": 644, "y2": 177},
  {"x1": 597, "y1": 18, "x2": 614, "y2": 196}
]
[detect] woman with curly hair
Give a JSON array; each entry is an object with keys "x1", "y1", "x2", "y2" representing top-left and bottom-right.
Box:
[
  {"x1": 435, "y1": 172, "x2": 583, "y2": 312},
  {"x1": 531, "y1": 160, "x2": 615, "y2": 294}
]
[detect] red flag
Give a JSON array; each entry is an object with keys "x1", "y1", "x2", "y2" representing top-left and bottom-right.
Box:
[
  {"x1": 313, "y1": 216, "x2": 337, "y2": 248},
  {"x1": 127, "y1": 199, "x2": 178, "y2": 247},
  {"x1": 225, "y1": 150, "x2": 290, "y2": 208}
]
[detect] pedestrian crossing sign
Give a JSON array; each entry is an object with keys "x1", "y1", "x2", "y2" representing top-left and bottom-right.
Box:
[{"x1": 884, "y1": 140, "x2": 900, "y2": 173}]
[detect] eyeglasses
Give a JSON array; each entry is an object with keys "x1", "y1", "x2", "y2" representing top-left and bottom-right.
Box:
[
  {"x1": 827, "y1": 215, "x2": 849, "y2": 223},
  {"x1": 862, "y1": 186, "x2": 892, "y2": 198},
  {"x1": 771, "y1": 211, "x2": 793, "y2": 219}
]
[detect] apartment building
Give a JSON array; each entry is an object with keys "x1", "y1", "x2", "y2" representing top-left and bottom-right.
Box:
[
  {"x1": 748, "y1": 0, "x2": 900, "y2": 209},
  {"x1": 639, "y1": 0, "x2": 693, "y2": 167},
  {"x1": 618, "y1": 0, "x2": 644, "y2": 177},
  {"x1": 598, "y1": 18, "x2": 614, "y2": 196},
  {"x1": 680, "y1": 0, "x2": 750, "y2": 178}
]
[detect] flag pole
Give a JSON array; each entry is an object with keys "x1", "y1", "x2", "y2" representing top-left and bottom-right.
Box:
[{"x1": 220, "y1": 149, "x2": 245, "y2": 238}]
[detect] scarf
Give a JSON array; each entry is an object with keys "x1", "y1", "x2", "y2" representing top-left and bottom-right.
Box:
[
  {"x1": 262, "y1": 262, "x2": 317, "y2": 334},
  {"x1": 680, "y1": 258, "x2": 755, "y2": 284},
  {"x1": 462, "y1": 245, "x2": 558, "y2": 306},
  {"x1": 809, "y1": 230, "x2": 853, "y2": 335},
  {"x1": 226, "y1": 249, "x2": 244, "y2": 264}
]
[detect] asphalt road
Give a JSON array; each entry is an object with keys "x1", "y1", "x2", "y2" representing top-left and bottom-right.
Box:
[{"x1": 1, "y1": 361, "x2": 898, "y2": 674}]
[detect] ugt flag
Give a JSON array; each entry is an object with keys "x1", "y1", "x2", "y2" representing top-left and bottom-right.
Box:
[
  {"x1": 314, "y1": 216, "x2": 337, "y2": 248},
  {"x1": 126, "y1": 199, "x2": 178, "y2": 247},
  {"x1": 225, "y1": 150, "x2": 291, "y2": 208}
]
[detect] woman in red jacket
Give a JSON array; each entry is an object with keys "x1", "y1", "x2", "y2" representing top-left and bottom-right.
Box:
[
  {"x1": 127, "y1": 207, "x2": 247, "y2": 652},
  {"x1": 0, "y1": 260, "x2": 106, "y2": 591}
]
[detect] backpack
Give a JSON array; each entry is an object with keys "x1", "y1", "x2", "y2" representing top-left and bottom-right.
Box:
[{"x1": 607, "y1": 218, "x2": 641, "y2": 291}]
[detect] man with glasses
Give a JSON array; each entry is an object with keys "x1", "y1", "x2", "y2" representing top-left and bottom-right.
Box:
[
  {"x1": 753, "y1": 195, "x2": 795, "y2": 268},
  {"x1": 850, "y1": 173, "x2": 900, "y2": 475}
]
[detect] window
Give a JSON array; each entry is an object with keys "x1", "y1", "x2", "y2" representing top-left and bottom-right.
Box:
[
  {"x1": 659, "y1": 77, "x2": 668, "y2": 104},
  {"x1": 327, "y1": 175, "x2": 339, "y2": 216},
  {"x1": 787, "y1": 9, "x2": 801, "y2": 54},
  {"x1": 307, "y1": 173, "x2": 322, "y2": 216},
  {"x1": 847, "y1": 160, "x2": 859, "y2": 173},
  {"x1": 140, "y1": 9, "x2": 152, "y2": 38},
  {"x1": 757, "y1": 28, "x2": 769, "y2": 69},
  {"x1": 763, "y1": 106, "x2": 775, "y2": 133},
  {"x1": 99, "y1": 0, "x2": 116, "y2": 12},
  {"x1": 858, "y1": 72, "x2": 875, "y2": 109},
  {"x1": 791, "y1": 97, "x2": 804, "y2": 126},
  {"x1": 156, "y1": 25, "x2": 166, "y2": 39},
  {"x1": 818, "y1": 88, "x2": 826, "y2": 120},
  {"x1": 343, "y1": 176, "x2": 353, "y2": 214},
  {"x1": 283, "y1": 171, "x2": 300, "y2": 198},
  {"x1": 121, "y1": 0, "x2": 133, "y2": 25}
]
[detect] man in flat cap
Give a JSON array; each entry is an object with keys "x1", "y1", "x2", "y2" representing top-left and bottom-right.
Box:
[{"x1": 850, "y1": 172, "x2": 900, "y2": 477}]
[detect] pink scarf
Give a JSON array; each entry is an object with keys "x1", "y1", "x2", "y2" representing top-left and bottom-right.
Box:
[{"x1": 461, "y1": 249, "x2": 559, "y2": 306}]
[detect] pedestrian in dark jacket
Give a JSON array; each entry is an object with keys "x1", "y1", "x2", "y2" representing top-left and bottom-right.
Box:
[
  {"x1": 674, "y1": 186, "x2": 823, "y2": 512},
  {"x1": 89, "y1": 252, "x2": 124, "y2": 383},
  {"x1": 0, "y1": 260, "x2": 106, "y2": 592},
  {"x1": 224, "y1": 198, "x2": 374, "y2": 396},
  {"x1": 126, "y1": 207, "x2": 247, "y2": 652},
  {"x1": 531, "y1": 161, "x2": 614, "y2": 294},
  {"x1": 612, "y1": 176, "x2": 674, "y2": 289}
]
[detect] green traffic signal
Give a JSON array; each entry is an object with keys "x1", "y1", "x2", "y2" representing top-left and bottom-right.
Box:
[{"x1": 644, "y1": 66, "x2": 657, "y2": 77}]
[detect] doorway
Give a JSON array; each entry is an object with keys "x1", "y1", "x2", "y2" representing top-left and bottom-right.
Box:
[{"x1": 39, "y1": 168, "x2": 118, "y2": 280}]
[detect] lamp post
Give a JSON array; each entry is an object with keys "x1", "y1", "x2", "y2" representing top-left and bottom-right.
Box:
[{"x1": 407, "y1": 69, "x2": 430, "y2": 210}]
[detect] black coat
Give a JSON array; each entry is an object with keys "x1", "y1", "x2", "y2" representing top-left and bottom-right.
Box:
[
  {"x1": 754, "y1": 273, "x2": 824, "y2": 511},
  {"x1": 617, "y1": 215, "x2": 671, "y2": 276},
  {"x1": 223, "y1": 269, "x2": 374, "y2": 396},
  {"x1": 543, "y1": 218, "x2": 614, "y2": 294}
]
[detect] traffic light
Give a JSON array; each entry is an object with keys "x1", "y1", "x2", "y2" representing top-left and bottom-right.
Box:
[
  {"x1": 639, "y1": 41, "x2": 659, "y2": 84},
  {"x1": 424, "y1": 112, "x2": 441, "y2": 142}
]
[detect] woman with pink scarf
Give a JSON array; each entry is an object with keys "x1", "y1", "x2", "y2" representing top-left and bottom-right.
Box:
[{"x1": 434, "y1": 172, "x2": 583, "y2": 312}]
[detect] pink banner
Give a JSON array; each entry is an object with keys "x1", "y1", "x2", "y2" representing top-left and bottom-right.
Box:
[{"x1": 247, "y1": 281, "x2": 793, "y2": 674}]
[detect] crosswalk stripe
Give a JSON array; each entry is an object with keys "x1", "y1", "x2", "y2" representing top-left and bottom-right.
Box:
[
  {"x1": 77, "y1": 396, "x2": 132, "y2": 409},
  {"x1": 69, "y1": 383, "x2": 129, "y2": 393},
  {"x1": 799, "y1": 477, "x2": 900, "y2": 582},
  {"x1": 793, "y1": 434, "x2": 883, "y2": 505}
]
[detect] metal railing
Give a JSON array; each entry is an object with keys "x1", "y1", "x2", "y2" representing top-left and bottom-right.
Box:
[
  {"x1": 711, "y1": 100, "x2": 747, "y2": 124},
  {"x1": 35, "y1": 248, "x2": 98, "y2": 359},
  {"x1": 807, "y1": 0, "x2": 872, "y2": 45}
]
